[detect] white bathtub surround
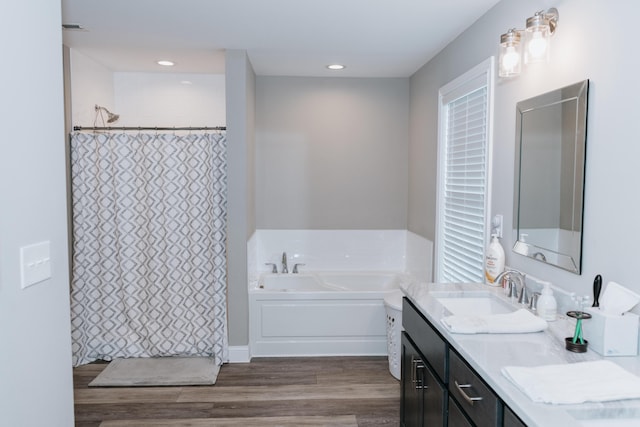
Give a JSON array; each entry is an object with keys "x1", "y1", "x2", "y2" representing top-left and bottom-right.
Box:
[
  {"x1": 252, "y1": 229, "x2": 406, "y2": 274},
  {"x1": 405, "y1": 231, "x2": 434, "y2": 282},
  {"x1": 248, "y1": 229, "x2": 433, "y2": 279},
  {"x1": 247, "y1": 230, "x2": 433, "y2": 358}
]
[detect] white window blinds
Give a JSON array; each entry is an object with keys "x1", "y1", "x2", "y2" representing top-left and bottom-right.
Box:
[{"x1": 436, "y1": 59, "x2": 493, "y2": 283}]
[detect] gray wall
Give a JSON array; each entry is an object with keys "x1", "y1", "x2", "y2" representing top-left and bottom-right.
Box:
[
  {"x1": 255, "y1": 77, "x2": 409, "y2": 229},
  {"x1": 0, "y1": 0, "x2": 75, "y2": 425},
  {"x1": 225, "y1": 50, "x2": 256, "y2": 347},
  {"x1": 408, "y1": 0, "x2": 640, "y2": 296}
]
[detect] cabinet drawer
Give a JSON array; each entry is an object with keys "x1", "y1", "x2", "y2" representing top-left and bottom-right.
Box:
[
  {"x1": 402, "y1": 297, "x2": 448, "y2": 383},
  {"x1": 449, "y1": 350, "x2": 500, "y2": 427}
]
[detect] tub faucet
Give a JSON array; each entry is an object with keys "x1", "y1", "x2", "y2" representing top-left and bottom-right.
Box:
[
  {"x1": 265, "y1": 263, "x2": 277, "y2": 274},
  {"x1": 281, "y1": 252, "x2": 288, "y2": 274},
  {"x1": 495, "y1": 269, "x2": 528, "y2": 305}
]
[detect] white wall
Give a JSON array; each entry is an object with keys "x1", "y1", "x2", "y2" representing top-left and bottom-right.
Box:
[
  {"x1": 70, "y1": 50, "x2": 115, "y2": 126},
  {"x1": 0, "y1": 1, "x2": 75, "y2": 425},
  {"x1": 69, "y1": 50, "x2": 225, "y2": 128},
  {"x1": 114, "y1": 72, "x2": 225, "y2": 127},
  {"x1": 409, "y1": 0, "x2": 640, "y2": 298},
  {"x1": 255, "y1": 76, "x2": 409, "y2": 229}
]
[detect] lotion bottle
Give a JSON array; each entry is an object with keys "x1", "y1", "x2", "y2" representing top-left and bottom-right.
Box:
[
  {"x1": 484, "y1": 235, "x2": 505, "y2": 286},
  {"x1": 537, "y1": 281, "x2": 557, "y2": 321}
]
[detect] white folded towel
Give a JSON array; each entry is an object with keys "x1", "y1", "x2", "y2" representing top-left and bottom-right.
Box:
[
  {"x1": 440, "y1": 308, "x2": 548, "y2": 334},
  {"x1": 502, "y1": 360, "x2": 640, "y2": 404}
]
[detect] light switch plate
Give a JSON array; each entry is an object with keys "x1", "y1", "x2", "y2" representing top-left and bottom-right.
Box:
[{"x1": 20, "y1": 241, "x2": 52, "y2": 289}]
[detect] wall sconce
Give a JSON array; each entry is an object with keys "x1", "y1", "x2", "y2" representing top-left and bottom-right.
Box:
[
  {"x1": 499, "y1": 29, "x2": 522, "y2": 77},
  {"x1": 499, "y1": 8, "x2": 559, "y2": 77}
]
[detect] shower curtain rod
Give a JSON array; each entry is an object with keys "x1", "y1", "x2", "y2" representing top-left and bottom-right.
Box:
[{"x1": 73, "y1": 126, "x2": 226, "y2": 131}]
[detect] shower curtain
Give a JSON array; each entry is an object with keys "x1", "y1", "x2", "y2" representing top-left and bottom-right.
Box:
[{"x1": 69, "y1": 131, "x2": 228, "y2": 366}]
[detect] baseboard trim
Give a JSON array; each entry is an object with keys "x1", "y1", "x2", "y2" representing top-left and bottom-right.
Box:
[{"x1": 227, "y1": 345, "x2": 251, "y2": 363}]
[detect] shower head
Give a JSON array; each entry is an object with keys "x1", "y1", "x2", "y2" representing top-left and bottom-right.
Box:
[{"x1": 95, "y1": 104, "x2": 120, "y2": 124}]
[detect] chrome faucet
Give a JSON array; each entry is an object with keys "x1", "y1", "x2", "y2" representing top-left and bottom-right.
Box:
[
  {"x1": 495, "y1": 269, "x2": 528, "y2": 305},
  {"x1": 281, "y1": 252, "x2": 288, "y2": 274}
]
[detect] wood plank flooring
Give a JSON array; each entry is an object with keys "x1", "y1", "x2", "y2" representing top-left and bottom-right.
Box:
[{"x1": 73, "y1": 356, "x2": 400, "y2": 427}]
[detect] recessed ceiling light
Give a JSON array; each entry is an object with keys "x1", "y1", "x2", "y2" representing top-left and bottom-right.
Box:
[
  {"x1": 180, "y1": 80, "x2": 193, "y2": 85},
  {"x1": 326, "y1": 64, "x2": 346, "y2": 70},
  {"x1": 157, "y1": 60, "x2": 175, "y2": 67}
]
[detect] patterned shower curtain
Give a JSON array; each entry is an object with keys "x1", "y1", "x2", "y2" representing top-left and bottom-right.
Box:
[{"x1": 69, "y1": 131, "x2": 228, "y2": 367}]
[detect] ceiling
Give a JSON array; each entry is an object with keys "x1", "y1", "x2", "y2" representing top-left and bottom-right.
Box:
[{"x1": 61, "y1": 0, "x2": 501, "y2": 78}]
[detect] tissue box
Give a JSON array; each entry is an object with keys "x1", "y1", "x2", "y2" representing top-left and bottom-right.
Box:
[{"x1": 583, "y1": 307, "x2": 639, "y2": 356}]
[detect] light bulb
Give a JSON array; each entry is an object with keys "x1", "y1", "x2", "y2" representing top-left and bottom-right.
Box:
[
  {"x1": 527, "y1": 31, "x2": 548, "y2": 60},
  {"x1": 502, "y1": 46, "x2": 520, "y2": 72}
]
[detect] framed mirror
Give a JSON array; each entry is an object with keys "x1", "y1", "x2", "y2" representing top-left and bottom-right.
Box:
[{"x1": 513, "y1": 80, "x2": 589, "y2": 273}]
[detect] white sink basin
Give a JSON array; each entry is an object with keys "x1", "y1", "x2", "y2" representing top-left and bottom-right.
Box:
[{"x1": 435, "y1": 294, "x2": 515, "y2": 316}]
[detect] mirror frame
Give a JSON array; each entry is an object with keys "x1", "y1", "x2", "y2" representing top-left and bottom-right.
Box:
[{"x1": 513, "y1": 80, "x2": 589, "y2": 274}]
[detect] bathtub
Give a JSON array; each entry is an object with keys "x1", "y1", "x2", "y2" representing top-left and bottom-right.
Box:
[{"x1": 249, "y1": 271, "x2": 405, "y2": 357}]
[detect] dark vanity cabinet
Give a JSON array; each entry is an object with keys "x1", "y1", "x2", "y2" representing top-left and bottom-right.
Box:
[
  {"x1": 401, "y1": 297, "x2": 447, "y2": 426},
  {"x1": 401, "y1": 334, "x2": 446, "y2": 426},
  {"x1": 401, "y1": 297, "x2": 527, "y2": 427}
]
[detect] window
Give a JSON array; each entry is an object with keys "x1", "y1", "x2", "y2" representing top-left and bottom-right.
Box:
[{"x1": 435, "y1": 58, "x2": 494, "y2": 283}]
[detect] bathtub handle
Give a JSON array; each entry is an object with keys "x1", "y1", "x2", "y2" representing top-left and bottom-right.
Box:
[
  {"x1": 292, "y1": 263, "x2": 305, "y2": 274},
  {"x1": 265, "y1": 263, "x2": 278, "y2": 274}
]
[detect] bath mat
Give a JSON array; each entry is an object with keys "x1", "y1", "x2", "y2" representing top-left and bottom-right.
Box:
[{"x1": 88, "y1": 356, "x2": 220, "y2": 387}]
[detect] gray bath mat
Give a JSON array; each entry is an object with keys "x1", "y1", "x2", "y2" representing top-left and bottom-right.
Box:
[{"x1": 89, "y1": 356, "x2": 220, "y2": 387}]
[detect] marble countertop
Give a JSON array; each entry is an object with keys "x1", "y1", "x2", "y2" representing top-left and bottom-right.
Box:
[{"x1": 401, "y1": 281, "x2": 640, "y2": 427}]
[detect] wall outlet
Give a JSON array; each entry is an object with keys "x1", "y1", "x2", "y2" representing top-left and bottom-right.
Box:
[{"x1": 20, "y1": 241, "x2": 52, "y2": 289}]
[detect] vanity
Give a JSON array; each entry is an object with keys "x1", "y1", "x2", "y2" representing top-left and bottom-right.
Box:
[{"x1": 400, "y1": 281, "x2": 640, "y2": 427}]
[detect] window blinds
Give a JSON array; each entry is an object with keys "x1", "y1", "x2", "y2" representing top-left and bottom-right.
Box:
[{"x1": 440, "y1": 86, "x2": 488, "y2": 283}]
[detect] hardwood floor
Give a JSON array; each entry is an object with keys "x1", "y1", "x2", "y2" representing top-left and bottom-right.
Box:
[{"x1": 73, "y1": 356, "x2": 400, "y2": 427}]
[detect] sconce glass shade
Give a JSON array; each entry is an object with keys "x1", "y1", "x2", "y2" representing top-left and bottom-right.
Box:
[
  {"x1": 499, "y1": 29, "x2": 522, "y2": 77},
  {"x1": 524, "y1": 8, "x2": 558, "y2": 64}
]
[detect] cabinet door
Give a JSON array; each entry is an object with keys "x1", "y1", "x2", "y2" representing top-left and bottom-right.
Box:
[
  {"x1": 503, "y1": 405, "x2": 527, "y2": 427},
  {"x1": 401, "y1": 332, "x2": 424, "y2": 427},
  {"x1": 423, "y1": 360, "x2": 446, "y2": 426},
  {"x1": 448, "y1": 396, "x2": 474, "y2": 427}
]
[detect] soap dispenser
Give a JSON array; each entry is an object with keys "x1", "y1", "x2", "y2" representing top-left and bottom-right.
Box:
[
  {"x1": 484, "y1": 235, "x2": 505, "y2": 286},
  {"x1": 537, "y1": 281, "x2": 557, "y2": 321}
]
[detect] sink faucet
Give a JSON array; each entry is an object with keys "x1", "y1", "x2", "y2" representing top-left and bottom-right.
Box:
[
  {"x1": 495, "y1": 269, "x2": 528, "y2": 305},
  {"x1": 281, "y1": 252, "x2": 288, "y2": 274}
]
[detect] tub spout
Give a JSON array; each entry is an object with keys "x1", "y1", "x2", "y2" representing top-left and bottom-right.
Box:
[{"x1": 282, "y1": 252, "x2": 288, "y2": 274}]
